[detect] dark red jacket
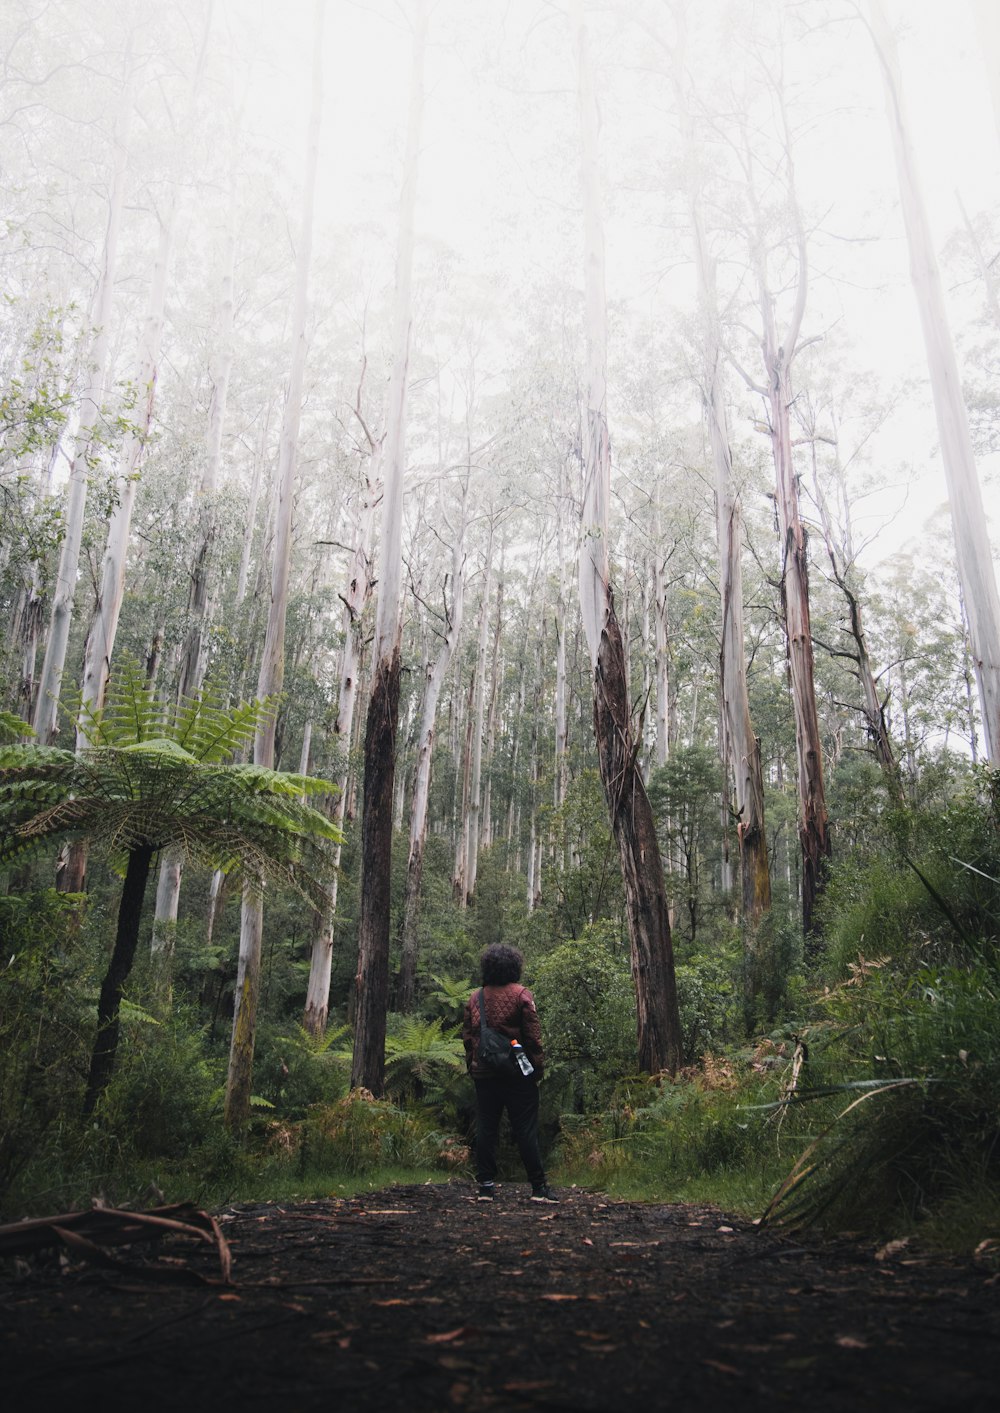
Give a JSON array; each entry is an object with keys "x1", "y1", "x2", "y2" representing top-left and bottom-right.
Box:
[{"x1": 462, "y1": 982, "x2": 545, "y2": 1079}]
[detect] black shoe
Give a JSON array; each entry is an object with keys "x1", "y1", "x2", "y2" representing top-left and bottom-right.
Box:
[
  {"x1": 477, "y1": 1183, "x2": 495, "y2": 1202},
  {"x1": 531, "y1": 1184, "x2": 558, "y2": 1204}
]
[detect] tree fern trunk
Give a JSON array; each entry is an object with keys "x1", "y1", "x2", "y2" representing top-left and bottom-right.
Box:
[{"x1": 83, "y1": 842, "x2": 154, "y2": 1115}]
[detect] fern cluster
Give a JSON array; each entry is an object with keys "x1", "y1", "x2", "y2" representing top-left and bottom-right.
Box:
[{"x1": 0, "y1": 658, "x2": 340, "y2": 903}]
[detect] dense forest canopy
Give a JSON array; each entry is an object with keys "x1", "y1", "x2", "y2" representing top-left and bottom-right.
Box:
[{"x1": 1, "y1": 0, "x2": 999, "y2": 1236}]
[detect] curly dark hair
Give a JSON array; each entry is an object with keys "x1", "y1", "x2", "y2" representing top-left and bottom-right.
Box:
[{"x1": 480, "y1": 943, "x2": 524, "y2": 985}]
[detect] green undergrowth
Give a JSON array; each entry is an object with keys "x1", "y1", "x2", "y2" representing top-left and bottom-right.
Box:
[
  {"x1": 551, "y1": 956, "x2": 1000, "y2": 1251},
  {"x1": 550, "y1": 1051, "x2": 806, "y2": 1221},
  {"x1": 196, "y1": 1168, "x2": 453, "y2": 1210}
]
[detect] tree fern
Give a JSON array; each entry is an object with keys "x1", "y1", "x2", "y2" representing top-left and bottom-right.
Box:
[
  {"x1": 383, "y1": 1017, "x2": 465, "y2": 1098},
  {"x1": 0, "y1": 670, "x2": 341, "y2": 1113}
]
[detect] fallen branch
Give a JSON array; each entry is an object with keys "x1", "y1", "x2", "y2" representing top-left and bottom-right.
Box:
[{"x1": 0, "y1": 1202, "x2": 232, "y2": 1284}]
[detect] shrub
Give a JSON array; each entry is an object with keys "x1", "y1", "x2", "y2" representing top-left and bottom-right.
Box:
[
  {"x1": 0, "y1": 890, "x2": 91, "y2": 1211},
  {"x1": 532, "y1": 923, "x2": 636, "y2": 1112},
  {"x1": 252, "y1": 1020, "x2": 349, "y2": 1118},
  {"x1": 761, "y1": 962, "x2": 1000, "y2": 1236},
  {"x1": 300, "y1": 1090, "x2": 433, "y2": 1175}
]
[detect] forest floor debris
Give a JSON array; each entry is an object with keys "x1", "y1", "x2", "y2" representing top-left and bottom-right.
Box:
[{"x1": 2, "y1": 1182, "x2": 996, "y2": 1411}]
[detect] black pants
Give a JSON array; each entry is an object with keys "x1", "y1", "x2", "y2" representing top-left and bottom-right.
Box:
[{"x1": 473, "y1": 1077, "x2": 545, "y2": 1187}]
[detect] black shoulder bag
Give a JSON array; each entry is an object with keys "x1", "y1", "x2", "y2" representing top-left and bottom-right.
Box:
[{"x1": 477, "y1": 987, "x2": 525, "y2": 1079}]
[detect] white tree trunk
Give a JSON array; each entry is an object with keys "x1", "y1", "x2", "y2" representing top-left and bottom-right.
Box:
[
  {"x1": 79, "y1": 9, "x2": 213, "y2": 734},
  {"x1": 302, "y1": 471, "x2": 379, "y2": 1036},
  {"x1": 689, "y1": 181, "x2": 771, "y2": 924},
  {"x1": 398, "y1": 497, "x2": 467, "y2": 1010},
  {"x1": 480, "y1": 564, "x2": 503, "y2": 851},
  {"x1": 226, "y1": 0, "x2": 324, "y2": 1127},
  {"x1": 736, "y1": 61, "x2": 830, "y2": 935},
  {"x1": 236, "y1": 413, "x2": 270, "y2": 608},
  {"x1": 152, "y1": 177, "x2": 240, "y2": 956},
  {"x1": 177, "y1": 176, "x2": 237, "y2": 702},
  {"x1": 452, "y1": 673, "x2": 474, "y2": 905},
  {"x1": 974, "y1": 0, "x2": 1000, "y2": 150},
  {"x1": 554, "y1": 460, "x2": 571, "y2": 808},
  {"x1": 33, "y1": 67, "x2": 134, "y2": 744},
  {"x1": 653, "y1": 554, "x2": 670, "y2": 769},
  {"x1": 869, "y1": 0, "x2": 1000, "y2": 762},
  {"x1": 464, "y1": 538, "x2": 493, "y2": 903},
  {"x1": 78, "y1": 206, "x2": 176, "y2": 738}
]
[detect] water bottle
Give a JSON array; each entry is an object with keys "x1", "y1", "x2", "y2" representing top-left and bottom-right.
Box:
[{"x1": 510, "y1": 1039, "x2": 534, "y2": 1076}]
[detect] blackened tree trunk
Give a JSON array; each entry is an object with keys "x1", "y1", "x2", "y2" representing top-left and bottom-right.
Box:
[
  {"x1": 83, "y1": 841, "x2": 154, "y2": 1115},
  {"x1": 351, "y1": 0, "x2": 427, "y2": 1095},
  {"x1": 352, "y1": 650, "x2": 401, "y2": 1089}
]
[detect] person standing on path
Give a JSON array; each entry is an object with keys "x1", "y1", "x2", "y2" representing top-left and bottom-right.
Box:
[{"x1": 461, "y1": 943, "x2": 558, "y2": 1204}]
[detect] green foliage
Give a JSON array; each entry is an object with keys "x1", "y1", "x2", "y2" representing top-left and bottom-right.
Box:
[
  {"x1": 742, "y1": 910, "x2": 805, "y2": 1032},
  {"x1": 398, "y1": 834, "x2": 478, "y2": 995},
  {"x1": 383, "y1": 1015, "x2": 465, "y2": 1101},
  {"x1": 554, "y1": 1061, "x2": 785, "y2": 1213},
  {"x1": 0, "y1": 709, "x2": 30, "y2": 742},
  {"x1": 549, "y1": 772, "x2": 1000, "y2": 1244},
  {"x1": 300, "y1": 1091, "x2": 434, "y2": 1175},
  {"x1": 0, "y1": 656, "x2": 340, "y2": 902},
  {"x1": 426, "y1": 973, "x2": 475, "y2": 1023},
  {"x1": 818, "y1": 767, "x2": 1000, "y2": 979},
  {"x1": 251, "y1": 1021, "x2": 350, "y2": 1118},
  {"x1": 648, "y1": 746, "x2": 725, "y2": 944},
  {"x1": 0, "y1": 890, "x2": 90, "y2": 1208},
  {"x1": 760, "y1": 960, "x2": 1000, "y2": 1234},
  {"x1": 88, "y1": 1007, "x2": 224, "y2": 1161},
  {"x1": 532, "y1": 922, "x2": 636, "y2": 1111},
  {"x1": 536, "y1": 771, "x2": 622, "y2": 942},
  {"x1": 675, "y1": 951, "x2": 739, "y2": 1062}
]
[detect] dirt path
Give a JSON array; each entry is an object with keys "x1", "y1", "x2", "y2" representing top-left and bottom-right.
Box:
[{"x1": 2, "y1": 1182, "x2": 997, "y2": 1411}]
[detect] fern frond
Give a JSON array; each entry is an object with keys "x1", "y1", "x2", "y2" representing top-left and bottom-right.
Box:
[
  {"x1": 0, "y1": 710, "x2": 31, "y2": 742},
  {"x1": 91, "y1": 656, "x2": 164, "y2": 746}
]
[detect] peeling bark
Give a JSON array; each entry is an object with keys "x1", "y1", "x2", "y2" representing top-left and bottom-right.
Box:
[
  {"x1": 351, "y1": 0, "x2": 427, "y2": 1094},
  {"x1": 575, "y1": 0, "x2": 682, "y2": 1072},
  {"x1": 594, "y1": 604, "x2": 682, "y2": 1074}
]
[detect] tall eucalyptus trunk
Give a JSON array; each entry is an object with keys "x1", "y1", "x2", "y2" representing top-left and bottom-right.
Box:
[
  {"x1": 464, "y1": 532, "x2": 493, "y2": 904},
  {"x1": 151, "y1": 173, "x2": 239, "y2": 965},
  {"x1": 807, "y1": 424, "x2": 905, "y2": 805},
  {"x1": 351, "y1": 0, "x2": 428, "y2": 1095},
  {"x1": 869, "y1": 0, "x2": 1000, "y2": 763},
  {"x1": 737, "y1": 80, "x2": 830, "y2": 936},
  {"x1": 690, "y1": 201, "x2": 771, "y2": 925},
  {"x1": 226, "y1": 0, "x2": 323, "y2": 1127},
  {"x1": 303, "y1": 471, "x2": 379, "y2": 1036},
  {"x1": 34, "y1": 62, "x2": 134, "y2": 748},
  {"x1": 398, "y1": 491, "x2": 467, "y2": 1012},
  {"x1": 574, "y1": 1, "x2": 681, "y2": 1074}
]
